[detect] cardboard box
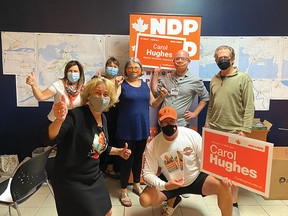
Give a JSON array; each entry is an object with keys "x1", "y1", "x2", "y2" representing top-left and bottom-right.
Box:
[
  {"x1": 247, "y1": 119, "x2": 272, "y2": 141},
  {"x1": 248, "y1": 130, "x2": 269, "y2": 141},
  {"x1": 264, "y1": 147, "x2": 288, "y2": 200}
]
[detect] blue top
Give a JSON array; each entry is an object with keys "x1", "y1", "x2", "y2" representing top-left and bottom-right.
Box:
[{"x1": 116, "y1": 79, "x2": 150, "y2": 140}]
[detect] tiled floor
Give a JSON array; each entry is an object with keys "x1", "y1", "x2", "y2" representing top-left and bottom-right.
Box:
[{"x1": 1, "y1": 176, "x2": 288, "y2": 216}]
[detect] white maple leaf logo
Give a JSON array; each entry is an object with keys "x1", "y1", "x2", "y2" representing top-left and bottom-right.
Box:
[
  {"x1": 132, "y1": 18, "x2": 149, "y2": 33},
  {"x1": 131, "y1": 45, "x2": 136, "y2": 52}
]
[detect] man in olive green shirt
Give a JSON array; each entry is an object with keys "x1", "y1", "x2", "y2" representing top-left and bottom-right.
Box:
[{"x1": 206, "y1": 45, "x2": 255, "y2": 216}]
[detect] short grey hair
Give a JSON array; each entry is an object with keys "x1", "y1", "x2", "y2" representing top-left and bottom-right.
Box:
[
  {"x1": 214, "y1": 45, "x2": 235, "y2": 60},
  {"x1": 124, "y1": 57, "x2": 143, "y2": 76}
]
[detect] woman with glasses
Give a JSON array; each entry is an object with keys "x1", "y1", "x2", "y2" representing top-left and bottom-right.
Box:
[{"x1": 116, "y1": 57, "x2": 168, "y2": 207}]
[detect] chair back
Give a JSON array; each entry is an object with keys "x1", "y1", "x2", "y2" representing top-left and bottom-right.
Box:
[{"x1": 10, "y1": 146, "x2": 54, "y2": 202}]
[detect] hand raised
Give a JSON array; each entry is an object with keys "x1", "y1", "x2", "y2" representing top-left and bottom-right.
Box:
[
  {"x1": 26, "y1": 71, "x2": 36, "y2": 86},
  {"x1": 154, "y1": 65, "x2": 162, "y2": 76},
  {"x1": 115, "y1": 76, "x2": 124, "y2": 87},
  {"x1": 54, "y1": 95, "x2": 68, "y2": 121}
]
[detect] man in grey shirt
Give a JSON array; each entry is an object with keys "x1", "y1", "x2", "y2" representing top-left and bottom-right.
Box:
[{"x1": 151, "y1": 50, "x2": 209, "y2": 127}]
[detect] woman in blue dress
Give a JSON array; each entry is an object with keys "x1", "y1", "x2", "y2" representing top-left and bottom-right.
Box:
[{"x1": 116, "y1": 57, "x2": 168, "y2": 207}]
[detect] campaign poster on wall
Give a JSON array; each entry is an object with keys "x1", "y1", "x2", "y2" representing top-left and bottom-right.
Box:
[
  {"x1": 129, "y1": 13, "x2": 201, "y2": 68},
  {"x1": 202, "y1": 128, "x2": 274, "y2": 197},
  {"x1": 135, "y1": 34, "x2": 186, "y2": 69}
]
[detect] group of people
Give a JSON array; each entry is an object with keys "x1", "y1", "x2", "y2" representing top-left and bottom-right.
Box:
[
  {"x1": 26, "y1": 45, "x2": 254, "y2": 216},
  {"x1": 140, "y1": 46, "x2": 254, "y2": 216}
]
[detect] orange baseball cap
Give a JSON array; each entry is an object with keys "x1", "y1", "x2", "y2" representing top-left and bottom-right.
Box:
[{"x1": 158, "y1": 106, "x2": 177, "y2": 121}]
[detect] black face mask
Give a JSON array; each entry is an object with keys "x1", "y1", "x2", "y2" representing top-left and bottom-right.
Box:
[
  {"x1": 161, "y1": 125, "x2": 177, "y2": 136},
  {"x1": 217, "y1": 58, "x2": 231, "y2": 70}
]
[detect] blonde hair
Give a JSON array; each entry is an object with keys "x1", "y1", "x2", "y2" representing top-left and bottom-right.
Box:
[{"x1": 81, "y1": 77, "x2": 117, "y2": 112}]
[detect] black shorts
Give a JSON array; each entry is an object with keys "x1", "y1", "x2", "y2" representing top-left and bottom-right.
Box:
[{"x1": 161, "y1": 172, "x2": 208, "y2": 200}]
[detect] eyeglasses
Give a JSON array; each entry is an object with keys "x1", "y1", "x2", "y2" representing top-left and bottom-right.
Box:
[
  {"x1": 126, "y1": 67, "x2": 141, "y2": 71},
  {"x1": 174, "y1": 57, "x2": 189, "y2": 62}
]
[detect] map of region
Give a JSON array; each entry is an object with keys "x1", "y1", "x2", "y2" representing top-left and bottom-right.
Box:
[
  {"x1": 252, "y1": 79, "x2": 272, "y2": 110},
  {"x1": 199, "y1": 36, "x2": 288, "y2": 110},
  {"x1": 2, "y1": 32, "x2": 129, "y2": 107},
  {"x1": 271, "y1": 80, "x2": 288, "y2": 99},
  {"x1": 281, "y1": 37, "x2": 288, "y2": 79},
  {"x1": 200, "y1": 36, "x2": 239, "y2": 80},
  {"x1": 2, "y1": 33, "x2": 287, "y2": 110},
  {"x1": 238, "y1": 37, "x2": 281, "y2": 79},
  {"x1": 2, "y1": 32, "x2": 36, "y2": 76}
]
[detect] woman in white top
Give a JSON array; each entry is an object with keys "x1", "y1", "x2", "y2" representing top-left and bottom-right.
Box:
[{"x1": 26, "y1": 60, "x2": 85, "y2": 122}]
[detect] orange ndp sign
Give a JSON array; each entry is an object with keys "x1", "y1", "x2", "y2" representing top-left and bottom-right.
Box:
[
  {"x1": 130, "y1": 13, "x2": 201, "y2": 69},
  {"x1": 202, "y1": 128, "x2": 274, "y2": 197}
]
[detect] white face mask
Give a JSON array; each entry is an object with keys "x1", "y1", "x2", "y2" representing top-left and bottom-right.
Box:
[{"x1": 89, "y1": 96, "x2": 110, "y2": 112}]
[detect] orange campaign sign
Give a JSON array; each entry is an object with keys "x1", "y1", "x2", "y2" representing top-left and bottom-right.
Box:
[
  {"x1": 202, "y1": 128, "x2": 274, "y2": 197},
  {"x1": 135, "y1": 34, "x2": 185, "y2": 69},
  {"x1": 130, "y1": 13, "x2": 201, "y2": 68}
]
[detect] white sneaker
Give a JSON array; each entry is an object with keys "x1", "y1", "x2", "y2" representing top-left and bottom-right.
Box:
[
  {"x1": 232, "y1": 206, "x2": 240, "y2": 216},
  {"x1": 181, "y1": 194, "x2": 190, "y2": 198}
]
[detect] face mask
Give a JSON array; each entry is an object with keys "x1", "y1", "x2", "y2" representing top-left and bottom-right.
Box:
[
  {"x1": 128, "y1": 73, "x2": 138, "y2": 79},
  {"x1": 89, "y1": 96, "x2": 110, "y2": 112},
  {"x1": 161, "y1": 125, "x2": 177, "y2": 136},
  {"x1": 217, "y1": 58, "x2": 231, "y2": 70},
  {"x1": 67, "y1": 72, "x2": 80, "y2": 83},
  {"x1": 106, "y1": 67, "x2": 118, "y2": 77}
]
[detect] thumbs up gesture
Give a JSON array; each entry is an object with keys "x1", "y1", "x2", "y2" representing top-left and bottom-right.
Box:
[
  {"x1": 54, "y1": 95, "x2": 67, "y2": 121},
  {"x1": 119, "y1": 143, "x2": 131, "y2": 160},
  {"x1": 154, "y1": 65, "x2": 162, "y2": 75},
  {"x1": 26, "y1": 71, "x2": 36, "y2": 86}
]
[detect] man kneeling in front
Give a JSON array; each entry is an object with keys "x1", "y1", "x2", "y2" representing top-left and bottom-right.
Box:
[{"x1": 139, "y1": 106, "x2": 233, "y2": 216}]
